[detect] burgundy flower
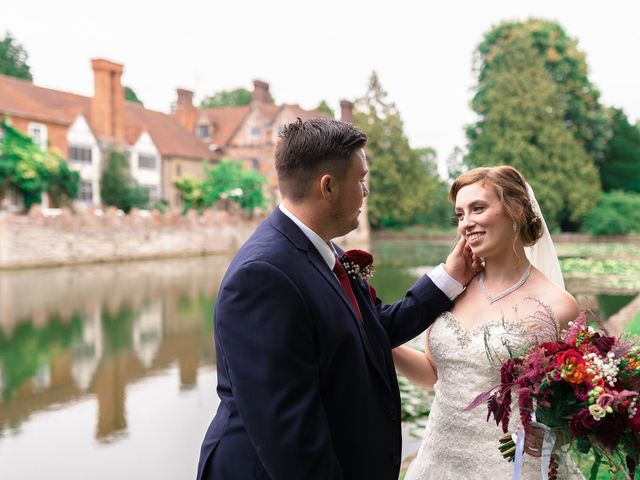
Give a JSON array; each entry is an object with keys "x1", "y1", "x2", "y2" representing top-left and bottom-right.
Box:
[
  {"x1": 340, "y1": 249, "x2": 375, "y2": 281},
  {"x1": 569, "y1": 408, "x2": 597, "y2": 436},
  {"x1": 341, "y1": 249, "x2": 373, "y2": 268},
  {"x1": 592, "y1": 335, "x2": 616, "y2": 354}
]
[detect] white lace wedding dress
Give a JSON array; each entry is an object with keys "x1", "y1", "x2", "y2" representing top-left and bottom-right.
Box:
[{"x1": 403, "y1": 311, "x2": 585, "y2": 480}]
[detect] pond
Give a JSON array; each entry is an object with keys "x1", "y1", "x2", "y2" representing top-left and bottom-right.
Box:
[{"x1": 0, "y1": 237, "x2": 638, "y2": 479}]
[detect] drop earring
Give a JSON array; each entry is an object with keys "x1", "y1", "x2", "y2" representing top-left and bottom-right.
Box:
[{"x1": 512, "y1": 222, "x2": 517, "y2": 232}]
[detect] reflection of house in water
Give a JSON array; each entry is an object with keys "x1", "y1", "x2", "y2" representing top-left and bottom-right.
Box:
[
  {"x1": 0, "y1": 255, "x2": 226, "y2": 440},
  {"x1": 71, "y1": 310, "x2": 104, "y2": 391},
  {"x1": 132, "y1": 302, "x2": 164, "y2": 368},
  {"x1": 32, "y1": 363, "x2": 51, "y2": 393}
]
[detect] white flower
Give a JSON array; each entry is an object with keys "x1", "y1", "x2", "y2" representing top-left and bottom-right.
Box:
[{"x1": 589, "y1": 404, "x2": 607, "y2": 421}]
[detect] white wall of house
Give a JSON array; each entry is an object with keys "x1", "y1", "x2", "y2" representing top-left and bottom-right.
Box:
[
  {"x1": 130, "y1": 132, "x2": 162, "y2": 203},
  {"x1": 67, "y1": 114, "x2": 101, "y2": 207}
]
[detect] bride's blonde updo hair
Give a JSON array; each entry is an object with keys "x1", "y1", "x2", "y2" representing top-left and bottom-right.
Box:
[{"x1": 449, "y1": 165, "x2": 543, "y2": 247}]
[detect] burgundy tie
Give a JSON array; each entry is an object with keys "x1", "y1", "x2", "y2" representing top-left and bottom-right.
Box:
[{"x1": 333, "y1": 257, "x2": 363, "y2": 322}]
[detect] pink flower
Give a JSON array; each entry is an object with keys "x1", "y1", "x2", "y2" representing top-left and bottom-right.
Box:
[{"x1": 596, "y1": 393, "x2": 614, "y2": 409}]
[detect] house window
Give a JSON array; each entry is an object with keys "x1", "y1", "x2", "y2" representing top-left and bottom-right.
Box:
[
  {"x1": 69, "y1": 145, "x2": 93, "y2": 164},
  {"x1": 28, "y1": 123, "x2": 48, "y2": 150},
  {"x1": 277, "y1": 124, "x2": 286, "y2": 135},
  {"x1": 197, "y1": 124, "x2": 211, "y2": 139},
  {"x1": 250, "y1": 158, "x2": 260, "y2": 171},
  {"x1": 249, "y1": 126, "x2": 261, "y2": 139},
  {"x1": 78, "y1": 181, "x2": 93, "y2": 203},
  {"x1": 176, "y1": 164, "x2": 181, "y2": 176},
  {"x1": 138, "y1": 154, "x2": 157, "y2": 170}
]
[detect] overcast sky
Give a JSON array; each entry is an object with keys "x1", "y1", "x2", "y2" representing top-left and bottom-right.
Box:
[{"x1": 3, "y1": 1, "x2": 639, "y2": 175}]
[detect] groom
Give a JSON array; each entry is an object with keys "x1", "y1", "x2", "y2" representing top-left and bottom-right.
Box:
[{"x1": 197, "y1": 118, "x2": 478, "y2": 479}]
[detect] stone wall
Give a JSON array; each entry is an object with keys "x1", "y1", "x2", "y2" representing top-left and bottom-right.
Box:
[
  {"x1": 0, "y1": 206, "x2": 370, "y2": 269},
  {"x1": 0, "y1": 207, "x2": 262, "y2": 269}
]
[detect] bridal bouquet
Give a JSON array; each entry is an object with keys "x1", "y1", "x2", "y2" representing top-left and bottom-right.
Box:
[{"x1": 467, "y1": 312, "x2": 640, "y2": 479}]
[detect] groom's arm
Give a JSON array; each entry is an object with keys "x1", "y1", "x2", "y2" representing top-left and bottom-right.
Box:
[
  {"x1": 375, "y1": 271, "x2": 454, "y2": 347},
  {"x1": 216, "y1": 261, "x2": 343, "y2": 480}
]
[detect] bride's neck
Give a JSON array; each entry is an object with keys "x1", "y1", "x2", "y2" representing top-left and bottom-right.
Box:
[{"x1": 482, "y1": 245, "x2": 530, "y2": 285}]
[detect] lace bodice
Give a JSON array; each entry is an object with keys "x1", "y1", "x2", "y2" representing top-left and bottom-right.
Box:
[{"x1": 403, "y1": 312, "x2": 584, "y2": 480}]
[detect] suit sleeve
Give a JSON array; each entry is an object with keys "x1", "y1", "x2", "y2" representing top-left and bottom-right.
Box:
[
  {"x1": 216, "y1": 261, "x2": 343, "y2": 480},
  {"x1": 374, "y1": 274, "x2": 453, "y2": 348}
]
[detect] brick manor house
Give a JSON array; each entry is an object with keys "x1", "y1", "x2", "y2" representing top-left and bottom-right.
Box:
[{"x1": 0, "y1": 59, "x2": 354, "y2": 210}]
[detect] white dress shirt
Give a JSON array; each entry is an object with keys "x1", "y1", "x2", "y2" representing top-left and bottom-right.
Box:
[{"x1": 278, "y1": 204, "x2": 464, "y2": 300}]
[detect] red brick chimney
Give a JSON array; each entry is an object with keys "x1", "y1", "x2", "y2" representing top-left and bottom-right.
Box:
[
  {"x1": 340, "y1": 100, "x2": 354, "y2": 124},
  {"x1": 252, "y1": 80, "x2": 271, "y2": 104},
  {"x1": 174, "y1": 88, "x2": 197, "y2": 134},
  {"x1": 91, "y1": 58, "x2": 125, "y2": 144}
]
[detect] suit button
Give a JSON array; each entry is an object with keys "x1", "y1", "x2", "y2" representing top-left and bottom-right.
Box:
[{"x1": 391, "y1": 455, "x2": 400, "y2": 466}]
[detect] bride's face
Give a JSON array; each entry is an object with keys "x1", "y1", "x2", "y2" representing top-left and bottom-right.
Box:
[{"x1": 454, "y1": 181, "x2": 515, "y2": 258}]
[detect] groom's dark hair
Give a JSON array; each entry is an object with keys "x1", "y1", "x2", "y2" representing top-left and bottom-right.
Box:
[{"x1": 275, "y1": 117, "x2": 368, "y2": 202}]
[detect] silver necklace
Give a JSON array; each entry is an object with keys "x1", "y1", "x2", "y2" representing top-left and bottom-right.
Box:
[{"x1": 479, "y1": 264, "x2": 532, "y2": 304}]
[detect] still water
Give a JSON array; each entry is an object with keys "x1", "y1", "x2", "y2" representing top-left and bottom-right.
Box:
[{"x1": 0, "y1": 240, "x2": 636, "y2": 479}]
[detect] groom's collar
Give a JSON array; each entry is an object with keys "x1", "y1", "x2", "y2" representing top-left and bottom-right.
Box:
[{"x1": 278, "y1": 204, "x2": 337, "y2": 270}]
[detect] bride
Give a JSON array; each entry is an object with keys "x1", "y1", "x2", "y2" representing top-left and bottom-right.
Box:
[{"x1": 394, "y1": 166, "x2": 585, "y2": 479}]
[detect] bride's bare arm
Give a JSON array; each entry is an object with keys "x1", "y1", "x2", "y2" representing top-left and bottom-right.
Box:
[{"x1": 391, "y1": 329, "x2": 438, "y2": 388}]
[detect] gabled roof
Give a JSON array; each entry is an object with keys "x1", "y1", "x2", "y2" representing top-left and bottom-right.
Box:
[
  {"x1": 0, "y1": 73, "x2": 211, "y2": 160},
  {"x1": 124, "y1": 104, "x2": 211, "y2": 159},
  {"x1": 199, "y1": 102, "x2": 330, "y2": 148}
]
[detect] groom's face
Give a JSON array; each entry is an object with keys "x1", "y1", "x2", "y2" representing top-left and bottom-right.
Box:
[{"x1": 330, "y1": 148, "x2": 369, "y2": 237}]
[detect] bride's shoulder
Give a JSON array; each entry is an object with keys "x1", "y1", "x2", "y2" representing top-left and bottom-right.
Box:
[{"x1": 530, "y1": 271, "x2": 578, "y2": 328}]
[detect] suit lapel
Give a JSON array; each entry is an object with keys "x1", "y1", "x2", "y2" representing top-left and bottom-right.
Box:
[{"x1": 270, "y1": 208, "x2": 391, "y2": 390}]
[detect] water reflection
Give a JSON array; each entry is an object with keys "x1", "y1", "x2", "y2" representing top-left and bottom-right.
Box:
[{"x1": 0, "y1": 255, "x2": 230, "y2": 453}]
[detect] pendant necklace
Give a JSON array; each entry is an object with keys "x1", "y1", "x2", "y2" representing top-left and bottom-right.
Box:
[{"x1": 479, "y1": 263, "x2": 532, "y2": 304}]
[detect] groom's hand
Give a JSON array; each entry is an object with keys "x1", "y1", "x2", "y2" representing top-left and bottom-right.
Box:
[{"x1": 444, "y1": 236, "x2": 483, "y2": 286}]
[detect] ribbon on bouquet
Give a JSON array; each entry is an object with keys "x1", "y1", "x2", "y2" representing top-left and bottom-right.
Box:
[{"x1": 511, "y1": 419, "x2": 556, "y2": 480}]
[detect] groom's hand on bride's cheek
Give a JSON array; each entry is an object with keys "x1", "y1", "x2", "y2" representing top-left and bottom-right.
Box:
[{"x1": 444, "y1": 237, "x2": 482, "y2": 286}]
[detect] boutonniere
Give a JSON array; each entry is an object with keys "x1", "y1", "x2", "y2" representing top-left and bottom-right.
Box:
[{"x1": 339, "y1": 249, "x2": 375, "y2": 281}]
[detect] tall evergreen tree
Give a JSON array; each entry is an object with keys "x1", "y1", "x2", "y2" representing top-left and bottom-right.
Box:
[
  {"x1": 0, "y1": 32, "x2": 32, "y2": 81},
  {"x1": 466, "y1": 31, "x2": 600, "y2": 228},
  {"x1": 600, "y1": 108, "x2": 640, "y2": 193},
  {"x1": 473, "y1": 19, "x2": 609, "y2": 166},
  {"x1": 354, "y1": 72, "x2": 437, "y2": 229}
]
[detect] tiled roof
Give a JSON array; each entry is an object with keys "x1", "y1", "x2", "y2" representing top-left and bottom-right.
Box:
[
  {"x1": 0, "y1": 73, "x2": 210, "y2": 159},
  {"x1": 199, "y1": 105, "x2": 251, "y2": 147},
  {"x1": 124, "y1": 104, "x2": 211, "y2": 159},
  {"x1": 199, "y1": 102, "x2": 330, "y2": 148}
]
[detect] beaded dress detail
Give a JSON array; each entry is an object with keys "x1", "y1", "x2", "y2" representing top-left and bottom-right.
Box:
[{"x1": 403, "y1": 311, "x2": 585, "y2": 480}]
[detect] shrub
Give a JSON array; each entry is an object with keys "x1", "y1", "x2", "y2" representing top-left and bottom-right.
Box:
[{"x1": 584, "y1": 191, "x2": 640, "y2": 235}]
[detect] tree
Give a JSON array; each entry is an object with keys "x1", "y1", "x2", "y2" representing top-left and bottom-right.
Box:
[
  {"x1": 473, "y1": 19, "x2": 609, "y2": 166},
  {"x1": 466, "y1": 31, "x2": 600, "y2": 229},
  {"x1": 353, "y1": 72, "x2": 438, "y2": 229},
  {"x1": 100, "y1": 150, "x2": 149, "y2": 212},
  {"x1": 174, "y1": 158, "x2": 266, "y2": 216},
  {"x1": 124, "y1": 86, "x2": 143, "y2": 105},
  {"x1": 316, "y1": 100, "x2": 335, "y2": 117},
  {"x1": 0, "y1": 32, "x2": 32, "y2": 81},
  {"x1": 0, "y1": 120, "x2": 79, "y2": 209},
  {"x1": 200, "y1": 88, "x2": 252, "y2": 108},
  {"x1": 600, "y1": 108, "x2": 640, "y2": 193}
]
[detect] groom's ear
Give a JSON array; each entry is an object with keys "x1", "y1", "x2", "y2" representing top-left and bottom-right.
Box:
[{"x1": 320, "y1": 174, "x2": 336, "y2": 201}]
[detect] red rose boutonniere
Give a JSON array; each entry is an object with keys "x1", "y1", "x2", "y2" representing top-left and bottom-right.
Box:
[{"x1": 340, "y1": 249, "x2": 375, "y2": 281}]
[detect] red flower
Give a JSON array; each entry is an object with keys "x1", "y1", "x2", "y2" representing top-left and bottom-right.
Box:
[
  {"x1": 341, "y1": 249, "x2": 373, "y2": 268},
  {"x1": 554, "y1": 349, "x2": 588, "y2": 384},
  {"x1": 340, "y1": 249, "x2": 375, "y2": 281},
  {"x1": 540, "y1": 342, "x2": 572, "y2": 356}
]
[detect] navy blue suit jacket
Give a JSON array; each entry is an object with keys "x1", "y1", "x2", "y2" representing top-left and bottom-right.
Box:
[{"x1": 197, "y1": 208, "x2": 452, "y2": 479}]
